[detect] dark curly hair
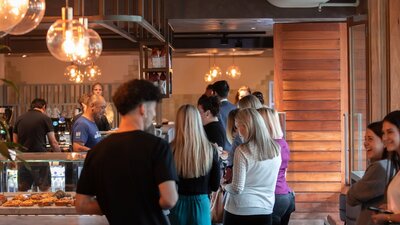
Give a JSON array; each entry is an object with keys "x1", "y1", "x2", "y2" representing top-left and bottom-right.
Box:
[
  {"x1": 197, "y1": 95, "x2": 220, "y2": 117},
  {"x1": 30, "y1": 98, "x2": 47, "y2": 110},
  {"x1": 212, "y1": 80, "x2": 230, "y2": 98},
  {"x1": 112, "y1": 79, "x2": 161, "y2": 116}
]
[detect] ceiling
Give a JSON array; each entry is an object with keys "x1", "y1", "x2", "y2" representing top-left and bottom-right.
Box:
[{"x1": 1, "y1": 0, "x2": 364, "y2": 56}]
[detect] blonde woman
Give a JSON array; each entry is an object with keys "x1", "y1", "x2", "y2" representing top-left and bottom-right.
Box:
[
  {"x1": 224, "y1": 108, "x2": 281, "y2": 225},
  {"x1": 258, "y1": 107, "x2": 295, "y2": 225},
  {"x1": 169, "y1": 104, "x2": 221, "y2": 225},
  {"x1": 237, "y1": 94, "x2": 263, "y2": 109}
]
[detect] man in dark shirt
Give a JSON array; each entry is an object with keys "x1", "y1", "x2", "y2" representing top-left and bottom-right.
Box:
[
  {"x1": 75, "y1": 79, "x2": 178, "y2": 225},
  {"x1": 13, "y1": 98, "x2": 60, "y2": 191}
]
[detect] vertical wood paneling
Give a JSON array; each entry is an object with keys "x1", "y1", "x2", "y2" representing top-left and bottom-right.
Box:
[{"x1": 274, "y1": 22, "x2": 347, "y2": 220}]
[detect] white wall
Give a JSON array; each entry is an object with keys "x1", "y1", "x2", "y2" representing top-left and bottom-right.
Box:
[
  {"x1": 172, "y1": 56, "x2": 274, "y2": 95},
  {"x1": 4, "y1": 54, "x2": 140, "y2": 84},
  {"x1": 3, "y1": 53, "x2": 274, "y2": 120}
]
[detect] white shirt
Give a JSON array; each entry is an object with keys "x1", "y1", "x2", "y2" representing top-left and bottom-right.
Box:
[
  {"x1": 388, "y1": 171, "x2": 400, "y2": 213},
  {"x1": 224, "y1": 144, "x2": 281, "y2": 215}
]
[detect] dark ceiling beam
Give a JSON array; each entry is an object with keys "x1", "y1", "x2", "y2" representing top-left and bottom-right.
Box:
[
  {"x1": 167, "y1": 0, "x2": 359, "y2": 19},
  {"x1": 173, "y1": 37, "x2": 273, "y2": 49}
]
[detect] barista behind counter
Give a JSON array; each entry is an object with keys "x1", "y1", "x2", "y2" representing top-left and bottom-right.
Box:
[
  {"x1": 13, "y1": 98, "x2": 61, "y2": 192},
  {"x1": 72, "y1": 94, "x2": 106, "y2": 152}
]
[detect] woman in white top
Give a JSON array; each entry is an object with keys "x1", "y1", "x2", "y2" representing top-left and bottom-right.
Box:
[
  {"x1": 372, "y1": 110, "x2": 400, "y2": 224},
  {"x1": 223, "y1": 108, "x2": 281, "y2": 225}
]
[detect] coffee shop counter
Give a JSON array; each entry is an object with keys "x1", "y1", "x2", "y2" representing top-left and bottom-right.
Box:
[{"x1": 0, "y1": 215, "x2": 108, "y2": 225}]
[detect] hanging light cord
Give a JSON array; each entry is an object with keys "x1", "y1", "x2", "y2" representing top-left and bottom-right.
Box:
[
  {"x1": 65, "y1": 0, "x2": 68, "y2": 8},
  {"x1": 81, "y1": 0, "x2": 85, "y2": 17}
]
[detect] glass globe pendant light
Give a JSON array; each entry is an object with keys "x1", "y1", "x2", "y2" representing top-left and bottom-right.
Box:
[
  {"x1": 0, "y1": 0, "x2": 29, "y2": 32},
  {"x1": 84, "y1": 63, "x2": 101, "y2": 81},
  {"x1": 226, "y1": 65, "x2": 241, "y2": 79},
  {"x1": 46, "y1": 6, "x2": 89, "y2": 62},
  {"x1": 8, "y1": 0, "x2": 45, "y2": 35},
  {"x1": 209, "y1": 53, "x2": 221, "y2": 79},
  {"x1": 204, "y1": 72, "x2": 214, "y2": 83},
  {"x1": 226, "y1": 51, "x2": 241, "y2": 79},
  {"x1": 64, "y1": 64, "x2": 79, "y2": 81},
  {"x1": 73, "y1": 18, "x2": 102, "y2": 66}
]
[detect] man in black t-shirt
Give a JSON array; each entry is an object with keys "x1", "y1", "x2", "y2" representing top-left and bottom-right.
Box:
[
  {"x1": 13, "y1": 98, "x2": 61, "y2": 191},
  {"x1": 76, "y1": 79, "x2": 178, "y2": 225}
]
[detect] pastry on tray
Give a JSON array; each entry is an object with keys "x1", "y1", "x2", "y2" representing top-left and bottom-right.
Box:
[
  {"x1": 0, "y1": 194, "x2": 7, "y2": 205},
  {"x1": 54, "y1": 197, "x2": 73, "y2": 206},
  {"x1": 38, "y1": 197, "x2": 57, "y2": 207},
  {"x1": 12, "y1": 194, "x2": 29, "y2": 201},
  {"x1": 3, "y1": 200, "x2": 22, "y2": 207},
  {"x1": 19, "y1": 200, "x2": 35, "y2": 207}
]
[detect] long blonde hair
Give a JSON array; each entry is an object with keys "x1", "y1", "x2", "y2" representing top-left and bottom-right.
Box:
[
  {"x1": 235, "y1": 108, "x2": 280, "y2": 160},
  {"x1": 171, "y1": 104, "x2": 214, "y2": 178},
  {"x1": 257, "y1": 107, "x2": 284, "y2": 139},
  {"x1": 226, "y1": 108, "x2": 239, "y2": 144},
  {"x1": 238, "y1": 95, "x2": 263, "y2": 109}
]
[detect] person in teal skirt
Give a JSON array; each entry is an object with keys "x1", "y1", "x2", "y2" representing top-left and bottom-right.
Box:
[{"x1": 169, "y1": 104, "x2": 221, "y2": 225}]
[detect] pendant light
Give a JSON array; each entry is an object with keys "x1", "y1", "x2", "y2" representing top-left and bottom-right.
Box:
[
  {"x1": 73, "y1": 0, "x2": 102, "y2": 66},
  {"x1": 209, "y1": 53, "x2": 221, "y2": 79},
  {"x1": 204, "y1": 54, "x2": 214, "y2": 83},
  {"x1": 0, "y1": 0, "x2": 29, "y2": 32},
  {"x1": 8, "y1": 0, "x2": 45, "y2": 35},
  {"x1": 226, "y1": 50, "x2": 241, "y2": 79},
  {"x1": 84, "y1": 63, "x2": 101, "y2": 81},
  {"x1": 46, "y1": 0, "x2": 89, "y2": 62},
  {"x1": 64, "y1": 64, "x2": 79, "y2": 81}
]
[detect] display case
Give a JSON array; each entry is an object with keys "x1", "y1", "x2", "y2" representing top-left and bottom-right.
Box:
[{"x1": 0, "y1": 152, "x2": 86, "y2": 214}]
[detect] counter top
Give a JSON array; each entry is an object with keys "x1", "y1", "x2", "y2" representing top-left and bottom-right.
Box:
[{"x1": 0, "y1": 215, "x2": 108, "y2": 225}]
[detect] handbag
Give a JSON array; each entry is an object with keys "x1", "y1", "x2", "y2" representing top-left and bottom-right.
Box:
[{"x1": 210, "y1": 185, "x2": 224, "y2": 223}]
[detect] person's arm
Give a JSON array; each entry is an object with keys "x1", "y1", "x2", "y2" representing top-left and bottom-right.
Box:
[
  {"x1": 47, "y1": 131, "x2": 61, "y2": 152},
  {"x1": 225, "y1": 147, "x2": 247, "y2": 194},
  {"x1": 372, "y1": 213, "x2": 400, "y2": 224},
  {"x1": 158, "y1": 180, "x2": 178, "y2": 209},
  {"x1": 75, "y1": 194, "x2": 103, "y2": 215},
  {"x1": 347, "y1": 161, "x2": 387, "y2": 206},
  {"x1": 73, "y1": 142, "x2": 90, "y2": 152},
  {"x1": 209, "y1": 149, "x2": 221, "y2": 192}
]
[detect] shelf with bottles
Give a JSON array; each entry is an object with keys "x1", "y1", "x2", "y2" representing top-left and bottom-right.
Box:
[{"x1": 139, "y1": 42, "x2": 173, "y2": 98}]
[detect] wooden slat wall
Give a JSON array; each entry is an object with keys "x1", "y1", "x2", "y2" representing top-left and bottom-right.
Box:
[{"x1": 274, "y1": 23, "x2": 348, "y2": 220}]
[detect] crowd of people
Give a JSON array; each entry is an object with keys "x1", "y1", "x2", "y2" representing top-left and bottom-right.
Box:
[
  {"x1": 73, "y1": 79, "x2": 295, "y2": 225},
  {"x1": 12, "y1": 77, "x2": 400, "y2": 225}
]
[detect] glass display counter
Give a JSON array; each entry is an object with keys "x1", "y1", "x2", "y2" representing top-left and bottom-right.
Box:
[
  {"x1": 0, "y1": 152, "x2": 87, "y2": 215},
  {"x1": 0, "y1": 152, "x2": 87, "y2": 193}
]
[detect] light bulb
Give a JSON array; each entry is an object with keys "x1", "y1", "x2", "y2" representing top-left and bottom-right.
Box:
[
  {"x1": 74, "y1": 74, "x2": 84, "y2": 83},
  {"x1": 226, "y1": 65, "x2": 241, "y2": 79},
  {"x1": 209, "y1": 65, "x2": 221, "y2": 78},
  {"x1": 73, "y1": 28, "x2": 102, "y2": 66},
  {"x1": 46, "y1": 7, "x2": 89, "y2": 62},
  {"x1": 8, "y1": 0, "x2": 45, "y2": 35},
  {"x1": 64, "y1": 64, "x2": 80, "y2": 81},
  {"x1": 84, "y1": 64, "x2": 101, "y2": 81},
  {"x1": 0, "y1": 0, "x2": 29, "y2": 32},
  {"x1": 204, "y1": 73, "x2": 214, "y2": 83}
]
